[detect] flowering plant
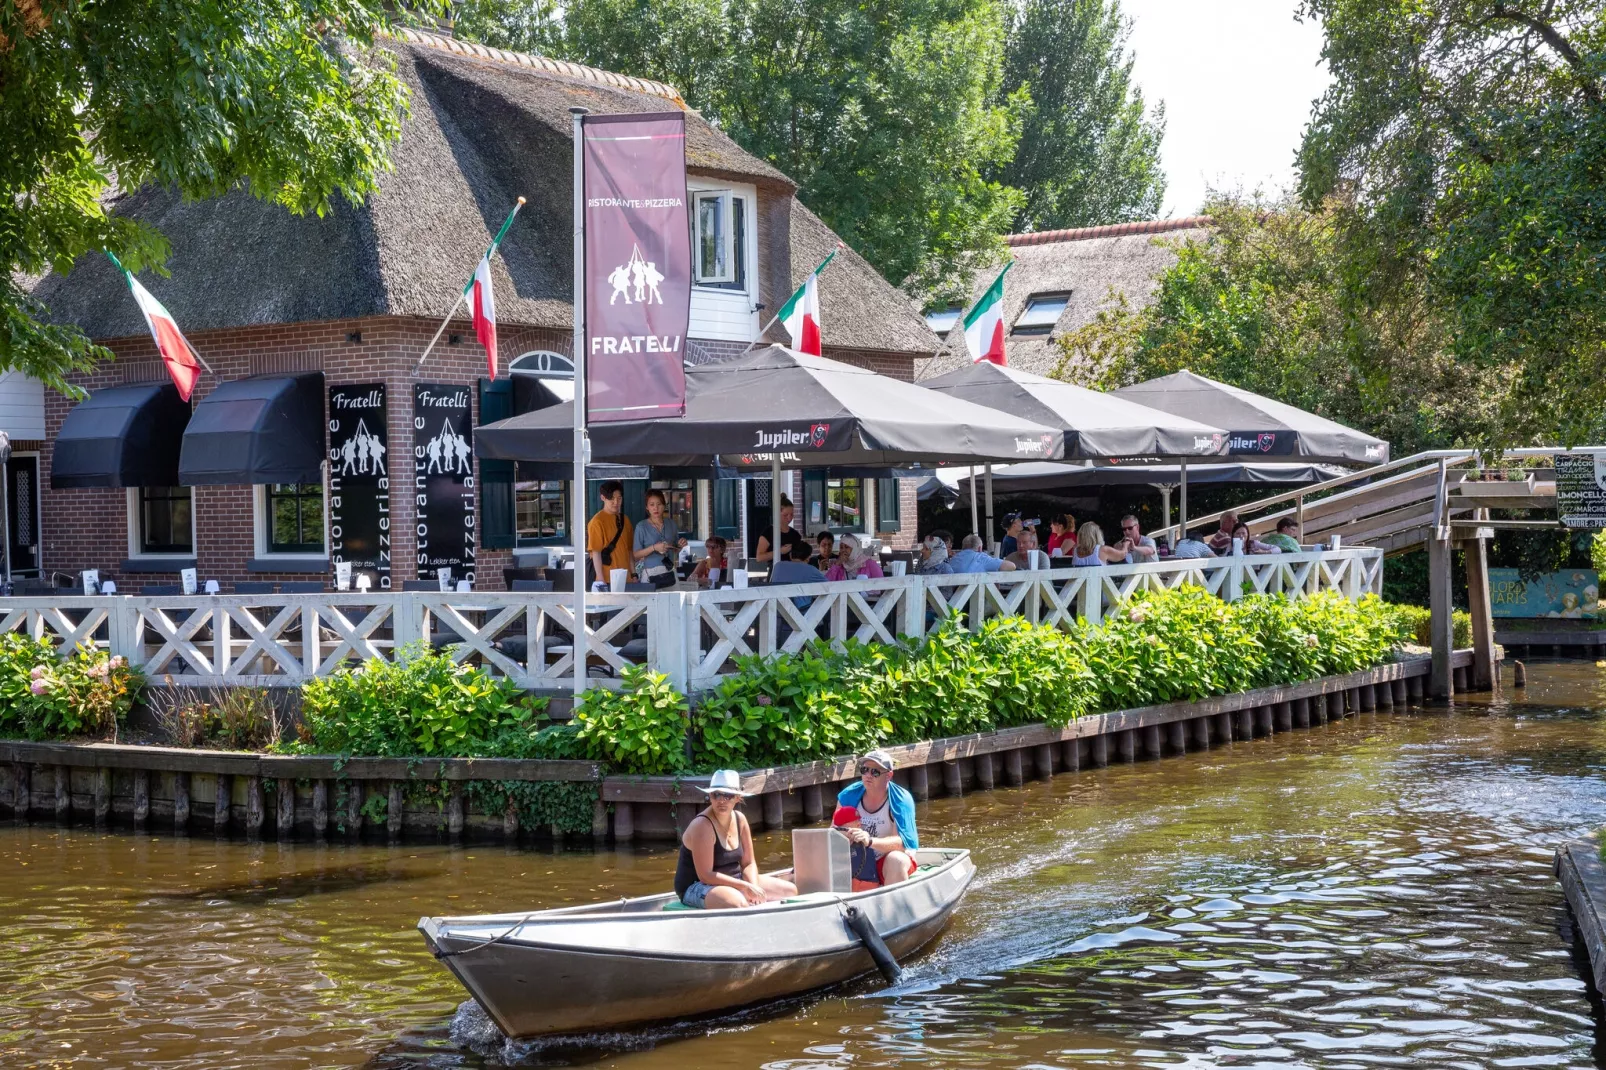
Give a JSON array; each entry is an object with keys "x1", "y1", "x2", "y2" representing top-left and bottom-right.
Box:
[{"x1": 0, "y1": 636, "x2": 142, "y2": 740}]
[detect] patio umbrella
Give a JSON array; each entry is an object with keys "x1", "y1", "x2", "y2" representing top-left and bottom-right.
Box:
[{"x1": 920, "y1": 361, "x2": 1229, "y2": 545}]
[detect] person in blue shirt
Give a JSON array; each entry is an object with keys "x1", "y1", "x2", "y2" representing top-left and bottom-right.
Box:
[
  {"x1": 835, "y1": 749, "x2": 918, "y2": 886},
  {"x1": 947, "y1": 533, "x2": 1017, "y2": 574}
]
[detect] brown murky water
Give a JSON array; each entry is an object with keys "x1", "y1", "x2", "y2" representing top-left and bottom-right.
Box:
[{"x1": 4, "y1": 662, "x2": 1606, "y2": 1068}]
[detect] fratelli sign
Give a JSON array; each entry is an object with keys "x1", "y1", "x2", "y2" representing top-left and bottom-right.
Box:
[
  {"x1": 582, "y1": 111, "x2": 691, "y2": 423},
  {"x1": 328, "y1": 384, "x2": 390, "y2": 588},
  {"x1": 414, "y1": 384, "x2": 475, "y2": 580}
]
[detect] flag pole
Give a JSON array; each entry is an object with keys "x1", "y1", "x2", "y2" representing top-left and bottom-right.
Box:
[
  {"x1": 414, "y1": 197, "x2": 526, "y2": 372},
  {"x1": 912, "y1": 261, "x2": 1013, "y2": 382},
  {"x1": 570, "y1": 109, "x2": 590, "y2": 700},
  {"x1": 739, "y1": 244, "x2": 841, "y2": 355},
  {"x1": 104, "y1": 252, "x2": 215, "y2": 375}
]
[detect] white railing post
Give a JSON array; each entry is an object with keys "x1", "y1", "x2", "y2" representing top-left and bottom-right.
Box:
[
  {"x1": 393, "y1": 593, "x2": 421, "y2": 651},
  {"x1": 1345, "y1": 550, "x2": 1364, "y2": 600},
  {"x1": 300, "y1": 601, "x2": 320, "y2": 677},
  {"x1": 647, "y1": 590, "x2": 689, "y2": 691},
  {"x1": 1078, "y1": 573, "x2": 1102, "y2": 625},
  {"x1": 899, "y1": 574, "x2": 926, "y2": 640},
  {"x1": 107, "y1": 600, "x2": 135, "y2": 666}
]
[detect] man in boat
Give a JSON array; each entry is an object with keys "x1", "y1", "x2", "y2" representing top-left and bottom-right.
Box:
[
  {"x1": 835, "y1": 750, "x2": 918, "y2": 886},
  {"x1": 675, "y1": 770, "x2": 799, "y2": 909}
]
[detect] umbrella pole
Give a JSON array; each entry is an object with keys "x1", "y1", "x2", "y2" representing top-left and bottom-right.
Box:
[
  {"x1": 984, "y1": 464, "x2": 995, "y2": 552},
  {"x1": 969, "y1": 467, "x2": 979, "y2": 538},
  {"x1": 570, "y1": 107, "x2": 589, "y2": 700},
  {"x1": 771, "y1": 455, "x2": 782, "y2": 578},
  {"x1": 1178, "y1": 457, "x2": 1188, "y2": 547},
  {"x1": 1160, "y1": 485, "x2": 1171, "y2": 537}
]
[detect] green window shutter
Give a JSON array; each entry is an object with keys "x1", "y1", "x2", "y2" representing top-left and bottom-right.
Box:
[
  {"x1": 479, "y1": 378, "x2": 516, "y2": 549},
  {"x1": 802, "y1": 470, "x2": 826, "y2": 534},
  {"x1": 713, "y1": 478, "x2": 739, "y2": 539},
  {"x1": 877, "y1": 477, "x2": 902, "y2": 533}
]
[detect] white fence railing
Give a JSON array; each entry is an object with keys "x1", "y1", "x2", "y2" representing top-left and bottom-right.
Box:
[{"x1": 0, "y1": 549, "x2": 1382, "y2": 692}]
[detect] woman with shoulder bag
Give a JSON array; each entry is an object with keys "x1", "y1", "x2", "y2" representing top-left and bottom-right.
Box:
[{"x1": 632, "y1": 489, "x2": 680, "y2": 588}]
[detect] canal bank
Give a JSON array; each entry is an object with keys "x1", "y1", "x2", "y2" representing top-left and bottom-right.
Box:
[
  {"x1": 0, "y1": 651, "x2": 1473, "y2": 845},
  {"x1": 0, "y1": 658, "x2": 1599, "y2": 1069}
]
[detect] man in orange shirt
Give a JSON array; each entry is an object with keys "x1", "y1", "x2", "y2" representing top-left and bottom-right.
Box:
[{"x1": 586, "y1": 480, "x2": 635, "y2": 587}]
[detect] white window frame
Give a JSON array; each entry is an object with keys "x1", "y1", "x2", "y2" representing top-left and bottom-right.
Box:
[
  {"x1": 692, "y1": 189, "x2": 737, "y2": 285},
  {"x1": 126, "y1": 486, "x2": 197, "y2": 561},
  {"x1": 1014, "y1": 291, "x2": 1071, "y2": 333},
  {"x1": 253, "y1": 478, "x2": 330, "y2": 561},
  {"x1": 924, "y1": 305, "x2": 964, "y2": 336}
]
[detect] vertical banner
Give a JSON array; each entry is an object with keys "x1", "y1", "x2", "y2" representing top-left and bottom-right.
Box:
[
  {"x1": 328, "y1": 385, "x2": 390, "y2": 589},
  {"x1": 583, "y1": 111, "x2": 691, "y2": 422},
  {"x1": 413, "y1": 384, "x2": 476, "y2": 582}
]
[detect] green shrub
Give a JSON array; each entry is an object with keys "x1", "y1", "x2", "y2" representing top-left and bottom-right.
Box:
[
  {"x1": 1390, "y1": 603, "x2": 1472, "y2": 648},
  {"x1": 1591, "y1": 529, "x2": 1606, "y2": 575},
  {"x1": 572, "y1": 663, "x2": 691, "y2": 775},
  {"x1": 293, "y1": 643, "x2": 550, "y2": 757},
  {"x1": 0, "y1": 635, "x2": 143, "y2": 741}
]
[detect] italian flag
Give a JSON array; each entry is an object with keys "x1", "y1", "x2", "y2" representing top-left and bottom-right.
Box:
[
  {"x1": 471, "y1": 254, "x2": 498, "y2": 379},
  {"x1": 123, "y1": 271, "x2": 204, "y2": 401},
  {"x1": 963, "y1": 263, "x2": 1011, "y2": 365},
  {"x1": 779, "y1": 248, "x2": 837, "y2": 355}
]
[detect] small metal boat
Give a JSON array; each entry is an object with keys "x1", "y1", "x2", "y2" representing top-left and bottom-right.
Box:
[{"x1": 418, "y1": 846, "x2": 974, "y2": 1038}]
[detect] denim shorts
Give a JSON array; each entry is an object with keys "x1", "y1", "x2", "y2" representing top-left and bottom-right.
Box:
[{"x1": 681, "y1": 881, "x2": 716, "y2": 908}]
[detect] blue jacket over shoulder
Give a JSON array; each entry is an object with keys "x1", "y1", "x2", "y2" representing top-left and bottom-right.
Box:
[{"x1": 836, "y1": 780, "x2": 920, "y2": 850}]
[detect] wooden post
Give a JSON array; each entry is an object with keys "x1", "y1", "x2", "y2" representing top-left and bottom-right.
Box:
[
  {"x1": 1117, "y1": 730, "x2": 1137, "y2": 763},
  {"x1": 942, "y1": 761, "x2": 963, "y2": 797},
  {"x1": 591, "y1": 799, "x2": 609, "y2": 842},
  {"x1": 1293, "y1": 697, "x2": 1310, "y2": 728},
  {"x1": 1191, "y1": 718, "x2": 1210, "y2": 750},
  {"x1": 1275, "y1": 702, "x2": 1293, "y2": 732},
  {"x1": 1407, "y1": 674, "x2": 1424, "y2": 701},
  {"x1": 975, "y1": 754, "x2": 996, "y2": 790},
  {"x1": 1236, "y1": 708, "x2": 1253, "y2": 740},
  {"x1": 1453, "y1": 665, "x2": 1469, "y2": 692},
  {"x1": 94, "y1": 768, "x2": 111, "y2": 827},
  {"x1": 1464, "y1": 533, "x2": 1496, "y2": 690},
  {"x1": 907, "y1": 765, "x2": 931, "y2": 801},
  {"x1": 801, "y1": 785, "x2": 824, "y2": 823},
  {"x1": 277, "y1": 778, "x2": 295, "y2": 841},
  {"x1": 762, "y1": 791, "x2": 784, "y2": 830},
  {"x1": 1393, "y1": 678, "x2": 1407, "y2": 705},
  {"x1": 1258, "y1": 706, "x2": 1275, "y2": 736},
  {"x1": 173, "y1": 772, "x2": 190, "y2": 834},
  {"x1": 1375, "y1": 679, "x2": 1393, "y2": 709},
  {"x1": 213, "y1": 773, "x2": 230, "y2": 836},
  {"x1": 1428, "y1": 534, "x2": 1454, "y2": 699},
  {"x1": 244, "y1": 776, "x2": 264, "y2": 839},
  {"x1": 133, "y1": 769, "x2": 149, "y2": 830},
  {"x1": 675, "y1": 802, "x2": 698, "y2": 834},
  {"x1": 388, "y1": 781, "x2": 404, "y2": 842},
  {"x1": 1360, "y1": 684, "x2": 1377, "y2": 712},
  {"x1": 344, "y1": 780, "x2": 361, "y2": 840},
  {"x1": 1061, "y1": 739, "x2": 1081, "y2": 772},
  {"x1": 1214, "y1": 712, "x2": 1233, "y2": 742},
  {"x1": 502, "y1": 795, "x2": 519, "y2": 843},
  {"x1": 1090, "y1": 734, "x2": 1109, "y2": 767},
  {"x1": 13, "y1": 763, "x2": 29, "y2": 821},
  {"x1": 1141, "y1": 725, "x2": 1162, "y2": 760},
  {"x1": 312, "y1": 780, "x2": 329, "y2": 839},
  {"x1": 54, "y1": 766, "x2": 69, "y2": 823},
  {"x1": 1166, "y1": 722, "x2": 1186, "y2": 756},
  {"x1": 1003, "y1": 749, "x2": 1024, "y2": 786},
  {"x1": 613, "y1": 801, "x2": 634, "y2": 843},
  {"x1": 446, "y1": 783, "x2": 464, "y2": 843},
  {"x1": 1033, "y1": 744, "x2": 1054, "y2": 780}
]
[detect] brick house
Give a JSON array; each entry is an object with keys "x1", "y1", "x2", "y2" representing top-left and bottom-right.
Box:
[{"x1": 25, "y1": 30, "x2": 940, "y2": 593}]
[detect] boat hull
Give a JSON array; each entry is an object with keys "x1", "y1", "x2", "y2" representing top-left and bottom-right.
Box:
[{"x1": 420, "y1": 848, "x2": 974, "y2": 1038}]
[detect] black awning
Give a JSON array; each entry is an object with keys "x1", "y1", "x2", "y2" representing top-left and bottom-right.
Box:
[
  {"x1": 178, "y1": 373, "x2": 325, "y2": 485},
  {"x1": 51, "y1": 382, "x2": 191, "y2": 488}
]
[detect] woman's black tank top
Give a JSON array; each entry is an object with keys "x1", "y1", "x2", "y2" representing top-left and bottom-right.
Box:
[{"x1": 674, "y1": 813, "x2": 744, "y2": 899}]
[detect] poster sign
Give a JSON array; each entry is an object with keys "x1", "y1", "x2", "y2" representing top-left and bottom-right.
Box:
[
  {"x1": 583, "y1": 111, "x2": 691, "y2": 423},
  {"x1": 1490, "y1": 568, "x2": 1602, "y2": 619},
  {"x1": 329, "y1": 384, "x2": 391, "y2": 589},
  {"x1": 413, "y1": 384, "x2": 476, "y2": 582},
  {"x1": 1556, "y1": 452, "x2": 1606, "y2": 528}
]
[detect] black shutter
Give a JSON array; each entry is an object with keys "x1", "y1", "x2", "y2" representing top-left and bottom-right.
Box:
[
  {"x1": 479, "y1": 378, "x2": 516, "y2": 549},
  {"x1": 877, "y1": 477, "x2": 902, "y2": 533}
]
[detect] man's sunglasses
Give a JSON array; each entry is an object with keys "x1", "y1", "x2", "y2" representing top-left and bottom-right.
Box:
[
  {"x1": 709, "y1": 791, "x2": 741, "y2": 801},
  {"x1": 859, "y1": 765, "x2": 888, "y2": 777}
]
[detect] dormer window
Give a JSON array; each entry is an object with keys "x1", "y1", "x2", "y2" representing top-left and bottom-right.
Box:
[
  {"x1": 924, "y1": 304, "x2": 964, "y2": 335},
  {"x1": 694, "y1": 190, "x2": 745, "y2": 286},
  {"x1": 1014, "y1": 291, "x2": 1070, "y2": 334}
]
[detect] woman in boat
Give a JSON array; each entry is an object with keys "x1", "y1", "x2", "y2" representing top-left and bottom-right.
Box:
[
  {"x1": 835, "y1": 749, "x2": 918, "y2": 885},
  {"x1": 675, "y1": 770, "x2": 798, "y2": 909}
]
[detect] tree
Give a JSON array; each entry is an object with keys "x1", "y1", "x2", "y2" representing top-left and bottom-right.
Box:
[
  {"x1": 1296, "y1": 0, "x2": 1606, "y2": 447},
  {"x1": 2, "y1": 0, "x2": 424, "y2": 394},
  {"x1": 996, "y1": 0, "x2": 1165, "y2": 232}
]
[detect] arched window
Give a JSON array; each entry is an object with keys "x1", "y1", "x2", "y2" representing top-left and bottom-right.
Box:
[{"x1": 509, "y1": 351, "x2": 574, "y2": 378}]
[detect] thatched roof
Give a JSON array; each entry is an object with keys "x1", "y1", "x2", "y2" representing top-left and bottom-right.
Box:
[
  {"x1": 919, "y1": 217, "x2": 1212, "y2": 380},
  {"x1": 29, "y1": 30, "x2": 932, "y2": 357}
]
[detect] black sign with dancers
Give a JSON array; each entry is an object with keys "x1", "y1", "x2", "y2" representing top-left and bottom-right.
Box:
[
  {"x1": 328, "y1": 385, "x2": 391, "y2": 589},
  {"x1": 413, "y1": 384, "x2": 476, "y2": 580}
]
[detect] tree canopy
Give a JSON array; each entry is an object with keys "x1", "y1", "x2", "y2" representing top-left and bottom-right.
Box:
[{"x1": 2, "y1": 0, "x2": 423, "y2": 393}]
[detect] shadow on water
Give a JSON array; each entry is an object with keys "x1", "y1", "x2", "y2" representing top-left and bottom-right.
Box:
[{"x1": 150, "y1": 863, "x2": 437, "y2": 903}]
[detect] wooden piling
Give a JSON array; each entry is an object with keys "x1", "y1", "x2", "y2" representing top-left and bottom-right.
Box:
[
  {"x1": 801, "y1": 784, "x2": 824, "y2": 823},
  {"x1": 312, "y1": 780, "x2": 328, "y2": 839},
  {"x1": 54, "y1": 766, "x2": 69, "y2": 823},
  {"x1": 1090, "y1": 734, "x2": 1109, "y2": 767},
  {"x1": 93, "y1": 768, "x2": 110, "y2": 827},
  {"x1": 12, "y1": 763, "x2": 29, "y2": 821},
  {"x1": 1293, "y1": 697, "x2": 1310, "y2": 728},
  {"x1": 1513, "y1": 661, "x2": 1527, "y2": 688},
  {"x1": 212, "y1": 773, "x2": 229, "y2": 836},
  {"x1": 975, "y1": 754, "x2": 997, "y2": 790},
  {"x1": 1407, "y1": 674, "x2": 1424, "y2": 701},
  {"x1": 1275, "y1": 702, "x2": 1293, "y2": 732},
  {"x1": 1428, "y1": 534, "x2": 1455, "y2": 699},
  {"x1": 591, "y1": 799, "x2": 609, "y2": 842},
  {"x1": 343, "y1": 780, "x2": 361, "y2": 840},
  {"x1": 1237, "y1": 708, "x2": 1254, "y2": 740},
  {"x1": 133, "y1": 769, "x2": 149, "y2": 830},
  {"x1": 1115, "y1": 730, "x2": 1135, "y2": 763},
  {"x1": 446, "y1": 783, "x2": 464, "y2": 843},
  {"x1": 1191, "y1": 717, "x2": 1210, "y2": 750},
  {"x1": 1167, "y1": 722, "x2": 1186, "y2": 756},
  {"x1": 277, "y1": 778, "x2": 295, "y2": 841},
  {"x1": 613, "y1": 801, "x2": 634, "y2": 843},
  {"x1": 1360, "y1": 684, "x2": 1377, "y2": 712},
  {"x1": 388, "y1": 782, "x2": 404, "y2": 842},
  {"x1": 502, "y1": 795, "x2": 519, "y2": 843},
  {"x1": 1392, "y1": 678, "x2": 1408, "y2": 705},
  {"x1": 1214, "y1": 712, "x2": 1234, "y2": 742},
  {"x1": 245, "y1": 776, "x2": 264, "y2": 839},
  {"x1": 1376, "y1": 680, "x2": 1394, "y2": 709},
  {"x1": 1061, "y1": 739, "x2": 1081, "y2": 772},
  {"x1": 1255, "y1": 707, "x2": 1273, "y2": 737},
  {"x1": 762, "y1": 791, "x2": 784, "y2": 830},
  {"x1": 1452, "y1": 665, "x2": 1469, "y2": 692},
  {"x1": 1464, "y1": 533, "x2": 1496, "y2": 690},
  {"x1": 942, "y1": 761, "x2": 963, "y2": 797},
  {"x1": 1141, "y1": 725, "x2": 1162, "y2": 759},
  {"x1": 168, "y1": 772, "x2": 188, "y2": 834},
  {"x1": 1003, "y1": 749, "x2": 1024, "y2": 786},
  {"x1": 908, "y1": 765, "x2": 931, "y2": 801},
  {"x1": 1033, "y1": 744, "x2": 1055, "y2": 780}
]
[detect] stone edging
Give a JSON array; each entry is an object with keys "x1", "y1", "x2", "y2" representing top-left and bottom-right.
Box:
[{"x1": 1555, "y1": 836, "x2": 1606, "y2": 993}]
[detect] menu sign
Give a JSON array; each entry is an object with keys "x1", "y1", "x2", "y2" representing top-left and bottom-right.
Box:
[
  {"x1": 1555, "y1": 452, "x2": 1606, "y2": 528},
  {"x1": 329, "y1": 384, "x2": 391, "y2": 589},
  {"x1": 414, "y1": 384, "x2": 476, "y2": 581}
]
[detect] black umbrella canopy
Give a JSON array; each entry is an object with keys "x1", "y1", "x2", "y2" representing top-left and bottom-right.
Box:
[
  {"x1": 921, "y1": 362, "x2": 1229, "y2": 460},
  {"x1": 477, "y1": 346, "x2": 1065, "y2": 468},
  {"x1": 1110, "y1": 370, "x2": 1389, "y2": 465},
  {"x1": 956, "y1": 459, "x2": 1350, "y2": 494}
]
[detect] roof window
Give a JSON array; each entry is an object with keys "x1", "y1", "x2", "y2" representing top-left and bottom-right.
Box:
[
  {"x1": 1013, "y1": 292, "x2": 1070, "y2": 334},
  {"x1": 924, "y1": 304, "x2": 963, "y2": 335}
]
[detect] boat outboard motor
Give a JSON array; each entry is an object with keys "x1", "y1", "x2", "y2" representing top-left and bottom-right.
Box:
[{"x1": 844, "y1": 905, "x2": 902, "y2": 984}]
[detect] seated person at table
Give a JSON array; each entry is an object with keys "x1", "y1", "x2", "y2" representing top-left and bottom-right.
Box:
[
  {"x1": 1044, "y1": 514, "x2": 1076, "y2": 557},
  {"x1": 691, "y1": 535, "x2": 731, "y2": 586},
  {"x1": 771, "y1": 539, "x2": 827, "y2": 586},
  {"x1": 674, "y1": 770, "x2": 797, "y2": 909},
  {"x1": 1232, "y1": 521, "x2": 1282, "y2": 554},
  {"x1": 1206, "y1": 511, "x2": 1240, "y2": 555},
  {"x1": 1171, "y1": 530, "x2": 1217, "y2": 558},
  {"x1": 1002, "y1": 527, "x2": 1042, "y2": 569},
  {"x1": 1264, "y1": 517, "x2": 1303, "y2": 554},
  {"x1": 918, "y1": 530, "x2": 954, "y2": 574},
  {"x1": 1071, "y1": 522, "x2": 1130, "y2": 566},
  {"x1": 835, "y1": 749, "x2": 918, "y2": 886},
  {"x1": 812, "y1": 530, "x2": 836, "y2": 567},
  {"x1": 1118, "y1": 515, "x2": 1159, "y2": 563},
  {"x1": 949, "y1": 533, "x2": 1015, "y2": 573},
  {"x1": 825, "y1": 533, "x2": 885, "y2": 581}
]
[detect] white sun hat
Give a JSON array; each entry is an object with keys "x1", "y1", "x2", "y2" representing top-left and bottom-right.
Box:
[{"x1": 698, "y1": 769, "x2": 754, "y2": 796}]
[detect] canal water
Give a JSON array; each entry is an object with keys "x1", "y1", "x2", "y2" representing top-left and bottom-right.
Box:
[{"x1": 4, "y1": 661, "x2": 1606, "y2": 1069}]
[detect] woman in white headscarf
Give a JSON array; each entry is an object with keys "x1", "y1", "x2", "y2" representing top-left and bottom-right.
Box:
[
  {"x1": 918, "y1": 530, "x2": 952, "y2": 574},
  {"x1": 825, "y1": 532, "x2": 884, "y2": 581}
]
